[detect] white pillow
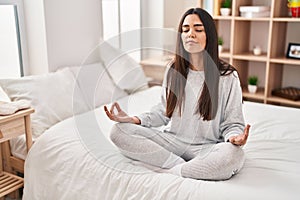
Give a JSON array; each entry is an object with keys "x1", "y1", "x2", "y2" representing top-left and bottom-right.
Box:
[
  {"x1": 0, "y1": 68, "x2": 81, "y2": 137},
  {"x1": 0, "y1": 86, "x2": 10, "y2": 102},
  {"x1": 68, "y1": 62, "x2": 128, "y2": 109},
  {"x1": 98, "y1": 41, "x2": 148, "y2": 94}
]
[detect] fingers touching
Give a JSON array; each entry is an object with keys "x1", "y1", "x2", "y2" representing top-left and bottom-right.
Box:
[
  {"x1": 104, "y1": 102, "x2": 127, "y2": 122},
  {"x1": 109, "y1": 102, "x2": 122, "y2": 113}
]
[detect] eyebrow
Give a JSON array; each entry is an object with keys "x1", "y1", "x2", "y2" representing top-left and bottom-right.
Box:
[{"x1": 182, "y1": 24, "x2": 204, "y2": 27}]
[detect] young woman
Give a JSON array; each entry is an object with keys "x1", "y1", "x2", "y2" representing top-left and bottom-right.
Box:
[{"x1": 104, "y1": 8, "x2": 250, "y2": 180}]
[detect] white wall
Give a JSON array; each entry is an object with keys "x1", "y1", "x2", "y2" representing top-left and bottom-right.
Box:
[
  {"x1": 44, "y1": 0, "x2": 102, "y2": 72},
  {"x1": 184, "y1": 0, "x2": 199, "y2": 10},
  {"x1": 141, "y1": 0, "x2": 163, "y2": 28},
  {"x1": 141, "y1": 0, "x2": 198, "y2": 59},
  {"x1": 23, "y1": 0, "x2": 102, "y2": 74},
  {"x1": 164, "y1": 0, "x2": 198, "y2": 29},
  {"x1": 23, "y1": 0, "x2": 200, "y2": 73},
  {"x1": 23, "y1": 0, "x2": 48, "y2": 75},
  {"x1": 163, "y1": 0, "x2": 184, "y2": 29},
  {"x1": 140, "y1": 0, "x2": 164, "y2": 58}
]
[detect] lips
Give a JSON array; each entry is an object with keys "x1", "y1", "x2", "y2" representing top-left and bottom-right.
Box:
[{"x1": 186, "y1": 41, "x2": 197, "y2": 45}]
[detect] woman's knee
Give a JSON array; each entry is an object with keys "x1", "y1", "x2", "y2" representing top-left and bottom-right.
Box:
[
  {"x1": 110, "y1": 123, "x2": 142, "y2": 142},
  {"x1": 110, "y1": 123, "x2": 133, "y2": 144},
  {"x1": 181, "y1": 143, "x2": 245, "y2": 180},
  {"x1": 206, "y1": 143, "x2": 245, "y2": 179},
  {"x1": 227, "y1": 143, "x2": 244, "y2": 161},
  {"x1": 216, "y1": 142, "x2": 244, "y2": 156},
  {"x1": 220, "y1": 143, "x2": 245, "y2": 174}
]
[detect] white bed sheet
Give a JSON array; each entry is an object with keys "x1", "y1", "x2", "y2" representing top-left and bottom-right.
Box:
[{"x1": 23, "y1": 86, "x2": 300, "y2": 200}]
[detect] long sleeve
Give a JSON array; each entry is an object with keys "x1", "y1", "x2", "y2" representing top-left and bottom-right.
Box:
[
  {"x1": 220, "y1": 72, "x2": 245, "y2": 142},
  {"x1": 137, "y1": 70, "x2": 171, "y2": 127},
  {"x1": 138, "y1": 69, "x2": 245, "y2": 144}
]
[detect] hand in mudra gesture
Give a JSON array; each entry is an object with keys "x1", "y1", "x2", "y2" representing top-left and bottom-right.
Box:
[
  {"x1": 229, "y1": 124, "x2": 250, "y2": 146},
  {"x1": 104, "y1": 102, "x2": 140, "y2": 124}
]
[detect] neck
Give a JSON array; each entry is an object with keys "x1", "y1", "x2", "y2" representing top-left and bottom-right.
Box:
[{"x1": 189, "y1": 52, "x2": 204, "y2": 71}]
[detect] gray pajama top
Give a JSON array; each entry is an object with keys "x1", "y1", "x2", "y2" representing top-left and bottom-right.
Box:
[{"x1": 138, "y1": 69, "x2": 245, "y2": 145}]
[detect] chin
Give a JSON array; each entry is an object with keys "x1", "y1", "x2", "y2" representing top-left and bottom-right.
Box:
[{"x1": 185, "y1": 48, "x2": 204, "y2": 54}]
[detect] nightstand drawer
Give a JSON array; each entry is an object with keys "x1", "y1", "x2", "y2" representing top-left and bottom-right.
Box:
[
  {"x1": 0, "y1": 118, "x2": 25, "y2": 142},
  {"x1": 0, "y1": 108, "x2": 34, "y2": 149}
]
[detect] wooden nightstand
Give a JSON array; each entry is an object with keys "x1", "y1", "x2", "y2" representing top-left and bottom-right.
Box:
[
  {"x1": 140, "y1": 55, "x2": 173, "y2": 87},
  {"x1": 0, "y1": 108, "x2": 34, "y2": 198}
]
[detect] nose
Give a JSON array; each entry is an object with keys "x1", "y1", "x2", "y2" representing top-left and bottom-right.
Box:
[{"x1": 188, "y1": 29, "x2": 196, "y2": 38}]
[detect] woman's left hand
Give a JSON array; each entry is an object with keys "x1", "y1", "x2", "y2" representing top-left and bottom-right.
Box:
[{"x1": 229, "y1": 124, "x2": 250, "y2": 146}]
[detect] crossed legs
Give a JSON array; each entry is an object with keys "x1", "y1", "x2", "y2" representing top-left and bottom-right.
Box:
[{"x1": 110, "y1": 123, "x2": 245, "y2": 180}]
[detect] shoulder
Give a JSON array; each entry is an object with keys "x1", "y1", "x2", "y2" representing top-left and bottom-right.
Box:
[
  {"x1": 219, "y1": 71, "x2": 242, "y2": 96},
  {"x1": 218, "y1": 60, "x2": 239, "y2": 81},
  {"x1": 220, "y1": 71, "x2": 240, "y2": 84},
  {"x1": 218, "y1": 71, "x2": 243, "y2": 104}
]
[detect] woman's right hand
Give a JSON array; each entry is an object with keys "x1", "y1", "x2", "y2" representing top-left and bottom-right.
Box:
[{"x1": 104, "y1": 102, "x2": 141, "y2": 124}]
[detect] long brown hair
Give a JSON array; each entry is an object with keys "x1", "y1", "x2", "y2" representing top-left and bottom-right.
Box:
[{"x1": 166, "y1": 8, "x2": 236, "y2": 121}]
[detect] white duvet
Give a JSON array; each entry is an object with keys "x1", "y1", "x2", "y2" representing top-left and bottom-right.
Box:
[{"x1": 23, "y1": 86, "x2": 300, "y2": 200}]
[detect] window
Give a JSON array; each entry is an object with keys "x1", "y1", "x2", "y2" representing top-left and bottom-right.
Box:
[
  {"x1": 101, "y1": 0, "x2": 141, "y2": 61},
  {"x1": 0, "y1": 0, "x2": 27, "y2": 78},
  {"x1": 102, "y1": 0, "x2": 120, "y2": 48}
]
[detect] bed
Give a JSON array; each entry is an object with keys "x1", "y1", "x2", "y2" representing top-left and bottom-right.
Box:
[
  {"x1": 1, "y1": 44, "x2": 300, "y2": 199},
  {"x1": 19, "y1": 86, "x2": 299, "y2": 200}
]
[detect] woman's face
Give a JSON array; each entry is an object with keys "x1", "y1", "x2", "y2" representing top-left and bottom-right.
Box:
[{"x1": 181, "y1": 14, "x2": 206, "y2": 54}]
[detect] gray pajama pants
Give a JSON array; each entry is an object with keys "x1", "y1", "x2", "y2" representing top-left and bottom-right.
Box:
[{"x1": 110, "y1": 123, "x2": 245, "y2": 180}]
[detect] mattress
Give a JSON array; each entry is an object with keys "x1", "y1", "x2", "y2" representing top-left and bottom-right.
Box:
[{"x1": 23, "y1": 86, "x2": 300, "y2": 199}]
